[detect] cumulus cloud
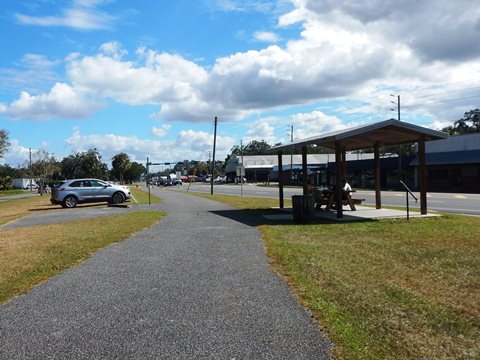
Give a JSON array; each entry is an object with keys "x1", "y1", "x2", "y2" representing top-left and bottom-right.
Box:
[
  {"x1": 175, "y1": 129, "x2": 236, "y2": 158},
  {"x1": 0, "y1": 139, "x2": 31, "y2": 167},
  {"x1": 15, "y1": 0, "x2": 115, "y2": 30},
  {"x1": 301, "y1": 0, "x2": 480, "y2": 62},
  {"x1": 67, "y1": 48, "x2": 208, "y2": 106},
  {"x1": 65, "y1": 127, "x2": 236, "y2": 164},
  {"x1": 244, "y1": 119, "x2": 276, "y2": 144},
  {"x1": 151, "y1": 124, "x2": 171, "y2": 137},
  {"x1": 0, "y1": 83, "x2": 104, "y2": 120},
  {"x1": 291, "y1": 110, "x2": 349, "y2": 139},
  {"x1": 254, "y1": 31, "x2": 280, "y2": 43}
]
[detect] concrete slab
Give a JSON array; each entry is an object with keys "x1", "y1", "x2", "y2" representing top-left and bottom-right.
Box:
[{"x1": 264, "y1": 205, "x2": 440, "y2": 222}]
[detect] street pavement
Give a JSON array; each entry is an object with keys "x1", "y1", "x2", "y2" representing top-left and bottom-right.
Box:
[
  {"x1": 0, "y1": 188, "x2": 332, "y2": 359},
  {"x1": 171, "y1": 183, "x2": 480, "y2": 215}
]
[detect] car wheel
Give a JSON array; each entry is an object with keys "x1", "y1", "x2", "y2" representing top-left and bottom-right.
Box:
[
  {"x1": 63, "y1": 195, "x2": 78, "y2": 208},
  {"x1": 111, "y1": 192, "x2": 124, "y2": 204}
]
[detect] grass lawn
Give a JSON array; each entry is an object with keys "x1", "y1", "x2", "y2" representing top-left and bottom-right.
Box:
[
  {"x1": 0, "y1": 188, "x2": 164, "y2": 304},
  {"x1": 0, "y1": 189, "x2": 24, "y2": 197},
  {"x1": 187, "y1": 192, "x2": 480, "y2": 360}
]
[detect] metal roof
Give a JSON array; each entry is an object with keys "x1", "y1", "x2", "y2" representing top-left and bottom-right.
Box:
[{"x1": 270, "y1": 119, "x2": 448, "y2": 152}]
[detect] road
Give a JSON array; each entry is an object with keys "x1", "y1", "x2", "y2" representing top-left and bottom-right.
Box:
[{"x1": 169, "y1": 183, "x2": 480, "y2": 215}]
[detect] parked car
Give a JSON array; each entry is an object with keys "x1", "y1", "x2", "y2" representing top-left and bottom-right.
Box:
[
  {"x1": 163, "y1": 179, "x2": 173, "y2": 186},
  {"x1": 50, "y1": 178, "x2": 131, "y2": 208}
]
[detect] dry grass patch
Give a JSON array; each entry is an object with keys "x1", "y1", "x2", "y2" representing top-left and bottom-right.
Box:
[
  {"x1": 0, "y1": 195, "x2": 55, "y2": 226},
  {"x1": 0, "y1": 211, "x2": 164, "y2": 304}
]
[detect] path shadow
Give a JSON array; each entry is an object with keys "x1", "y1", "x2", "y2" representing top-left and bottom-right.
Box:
[
  {"x1": 28, "y1": 202, "x2": 107, "y2": 212},
  {"x1": 210, "y1": 208, "x2": 374, "y2": 227}
]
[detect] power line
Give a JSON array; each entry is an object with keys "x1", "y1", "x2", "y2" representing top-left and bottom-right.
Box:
[{"x1": 404, "y1": 94, "x2": 480, "y2": 108}]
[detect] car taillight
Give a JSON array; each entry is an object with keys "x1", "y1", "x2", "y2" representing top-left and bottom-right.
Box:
[{"x1": 56, "y1": 187, "x2": 65, "y2": 191}]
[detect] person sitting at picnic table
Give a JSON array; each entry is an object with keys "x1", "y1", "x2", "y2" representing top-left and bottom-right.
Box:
[{"x1": 342, "y1": 179, "x2": 352, "y2": 193}]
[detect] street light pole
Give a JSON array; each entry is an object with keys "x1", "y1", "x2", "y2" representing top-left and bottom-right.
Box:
[{"x1": 210, "y1": 116, "x2": 217, "y2": 195}]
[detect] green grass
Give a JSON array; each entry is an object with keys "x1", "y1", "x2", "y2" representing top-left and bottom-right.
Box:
[
  {"x1": 130, "y1": 186, "x2": 161, "y2": 204},
  {"x1": 185, "y1": 192, "x2": 292, "y2": 209},
  {"x1": 0, "y1": 211, "x2": 165, "y2": 304},
  {"x1": 0, "y1": 189, "x2": 24, "y2": 197},
  {"x1": 185, "y1": 192, "x2": 480, "y2": 360}
]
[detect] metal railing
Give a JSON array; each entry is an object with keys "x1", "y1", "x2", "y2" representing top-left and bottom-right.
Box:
[{"x1": 400, "y1": 180, "x2": 417, "y2": 220}]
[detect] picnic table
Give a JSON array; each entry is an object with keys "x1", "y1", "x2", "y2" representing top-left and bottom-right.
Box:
[{"x1": 315, "y1": 188, "x2": 364, "y2": 211}]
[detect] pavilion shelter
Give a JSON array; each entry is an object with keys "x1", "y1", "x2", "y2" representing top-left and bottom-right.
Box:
[{"x1": 269, "y1": 119, "x2": 448, "y2": 218}]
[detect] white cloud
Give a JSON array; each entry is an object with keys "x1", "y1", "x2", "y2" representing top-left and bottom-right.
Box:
[
  {"x1": 0, "y1": 83, "x2": 104, "y2": 120},
  {"x1": 15, "y1": 0, "x2": 115, "y2": 30},
  {"x1": 254, "y1": 31, "x2": 280, "y2": 43},
  {"x1": 300, "y1": 0, "x2": 480, "y2": 62},
  {"x1": 0, "y1": 53, "x2": 60, "y2": 93},
  {"x1": 67, "y1": 49, "x2": 208, "y2": 106},
  {"x1": 65, "y1": 127, "x2": 236, "y2": 164},
  {"x1": 175, "y1": 129, "x2": 236, "y2": 158},
  {"x1": 291, "y1": 110, "x2": 360, "y2": 140},
  {"x1": 151, "y1": 124, "x2": 171, "y2": 137},
  {"x1": 8, "y1": 0, "x2": 480, "y2": 130},
  {"x1": 244, "y1": 119, "x2": 276, "y2": 144},
  {"x1": 99, "y1": 41, "x2": 128, "y2": 59},
  {"x1": 0, "y1": 139, "x2": 31, "y2": 167},
  {"x1": 205, "y1": 0, "x2": 276, "y2": 13}
]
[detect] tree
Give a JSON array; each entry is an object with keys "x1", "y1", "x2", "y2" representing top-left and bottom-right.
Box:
[
  {"x1": 0, "y1": 129, "x2": 10, "y2": 159},
  {"x1": 230, "y1": 140, "x2": 272, "y2": 156},
  {"x1": 0, "y1": 176, "x2": 12, "y2": 190},
  {"x1": 29, "y1": 149, "x2": 59, "y2": 195},
  {"x1": 123, "y1": 161, "x2": 145, "y2": 184},
  {"x1": 111, "y1": 153, "x2": 131, "y2": 184},
  {"x1": 60, "y1": 149, "x2": 108, "y2": 179},
  {"x1": 442, "y1": 109, "x2": 480, "y2": 135}
]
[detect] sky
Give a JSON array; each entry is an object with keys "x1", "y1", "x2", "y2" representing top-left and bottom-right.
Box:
[{"x1": 1, "y1": 0, "x2": 479, "y2": 168}]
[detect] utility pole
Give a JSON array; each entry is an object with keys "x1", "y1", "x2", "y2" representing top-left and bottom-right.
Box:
[
  {"x1": 146, "y1": 157, "x2": 150, "y2": 204},
  {"x1": 289, "y1": 125, "x2": 294, "y2": 185},
  {"x1": 391, "y1": 94, "x2": 402, "y2": 181},
  {"x1": 240, "y1": 139, "x2": 244, "y2": 197},
  {"x1": 29, "y1": 147, "x2": 32, "y2": 192},
  {"x1": 391, "y1": 94, "x2": 400, "y2": 121},
  {"x1": 210, "y1": 116, "x2": 217, "y2": 195}
]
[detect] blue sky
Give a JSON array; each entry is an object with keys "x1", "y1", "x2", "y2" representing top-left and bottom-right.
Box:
[{"x1": 1, "y1": 0, "x2": 479, "y2": 168}]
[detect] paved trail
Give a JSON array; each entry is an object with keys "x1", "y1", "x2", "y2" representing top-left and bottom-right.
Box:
[{"x1": 0, "y1": 188, "x2": 332, "y2": 359}]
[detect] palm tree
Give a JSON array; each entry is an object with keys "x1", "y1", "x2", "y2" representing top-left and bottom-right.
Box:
[{"x1": 111, "y1": 153, "x2": 131, "y2": 184}]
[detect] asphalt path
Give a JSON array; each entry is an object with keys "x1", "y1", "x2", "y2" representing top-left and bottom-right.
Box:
[
  {"x1": 0, "y1": 188, "x2": 332, "y2": 359},
  {"x1": 171, "y1": 183, "x2": 480, "y2": 215}
]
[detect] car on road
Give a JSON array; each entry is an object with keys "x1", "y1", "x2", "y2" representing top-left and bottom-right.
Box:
[
  {"x1": 50, "y1": 178, "x2": 131, "y2": 208},
  {"x1": 172, "y1": 178, "x2": 182, "y2": 185},
  {"x1": 24, "y1": 184, "x2": 38, "y2": 190}
]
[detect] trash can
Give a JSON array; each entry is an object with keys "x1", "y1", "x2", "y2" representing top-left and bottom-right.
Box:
[{"x1": 292, "y1": 194, "x2": 315, "y2": 224}]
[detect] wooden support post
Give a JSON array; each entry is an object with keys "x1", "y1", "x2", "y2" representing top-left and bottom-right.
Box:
[
  {"x1": 335, "y1": 141, "x2": 343, "y2": 218},
  {"x1": 278, "y1": 151, "x2": 284, "y2": 209},
  {"x1": 341, "y1": 146, "x2": 347, "y2": 180},
  {"x1": 374, "y1": 142, "x2": 381, "y2": 209},
  {"x1": 302, "y1": 145, "x2": 308, "y2": 196},
  {"x1": 418, "y1": 137, "x2": 427, "y2": 214}
]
